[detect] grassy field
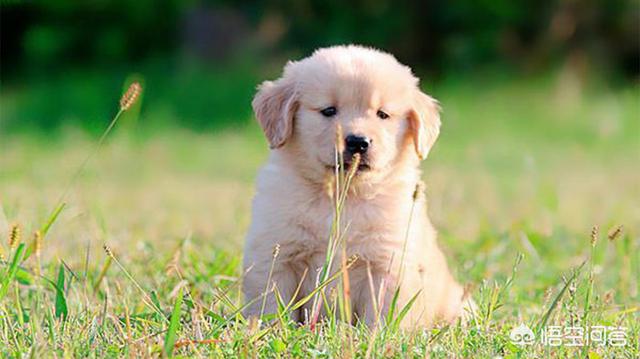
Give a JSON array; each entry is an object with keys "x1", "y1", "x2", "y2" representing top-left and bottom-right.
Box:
[{"x1": 0, "y1": 76, "x2": 639, "y2": 357}]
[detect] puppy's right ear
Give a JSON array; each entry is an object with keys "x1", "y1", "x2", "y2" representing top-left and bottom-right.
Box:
[
  {"x1": 408, "y1": 91, "x2": 441, "y2": 160},
  {"x1": 252, "y1": 79, "x2": 298, "y2": 149}
]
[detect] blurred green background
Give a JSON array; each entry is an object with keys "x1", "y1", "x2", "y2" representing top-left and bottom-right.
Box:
[
  {"x1": 1, "y1": 0, "x2": 639, "y2": 248},
  {"x1": 0, "y1": 0, "x2": 638, "y2": 134}
]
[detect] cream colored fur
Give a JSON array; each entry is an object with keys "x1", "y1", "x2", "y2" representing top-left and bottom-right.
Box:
[{"x1": 243, "y1": 45, "x2": 474, "y2": 328}]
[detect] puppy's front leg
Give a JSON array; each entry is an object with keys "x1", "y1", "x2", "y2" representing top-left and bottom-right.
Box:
[
  {"x1": 357, "y1": 265, "x2": 428, "y2": 329},
  {"x1": 355, "y1": 266, "x2": 396, "y2": 328},
  {"x1": 242, "y1": 261, "x2": 300, "y2": 322}
]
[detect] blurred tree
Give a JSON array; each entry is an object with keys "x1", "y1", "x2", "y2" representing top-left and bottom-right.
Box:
[
  {"x1": 0, "y1": 0, "x2": 637, "y2": 131},
  {"x1": 1, "y1": 0, "x2": 637, "y2": 78}
]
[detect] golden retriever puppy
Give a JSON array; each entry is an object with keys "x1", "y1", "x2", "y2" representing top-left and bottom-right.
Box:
[{"x1": 243, "y1": 45, "x2": 473, "y2": 328}]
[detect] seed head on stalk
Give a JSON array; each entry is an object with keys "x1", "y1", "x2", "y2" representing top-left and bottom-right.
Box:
[{"x1": 120, "y1": 82, "x2": 142, "y2": 111}]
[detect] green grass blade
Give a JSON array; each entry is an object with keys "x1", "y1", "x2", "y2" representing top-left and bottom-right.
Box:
[
  {"x1": 389, "y1": 290, "x2": 421, "y2": 331},
  {"x1": 41, "y1": 202, "x2": 66, "y2": 237},
  {"x1": 23, "y1": 202, "x2": 66, "y2": 261},
  {"x1": 385, "y1": 286, "x2": 401, "y2": 325},
  {"x1": 536, "y1": 261, "x2": 586, "y2": 333},
  {"x1": 289, "y1": 258, "x2": 357, "y2": 312},
  {"x1": 15, "y1": 267, "x2": 34, "y2": 285},
  {"x1": 163, "y1": 287, "x2": 184, "y2": 357},
  {"x1": 151, "y1": 290, "x2": 165, "y2": 323},
  {"x1": 55, "y1": 264, "x2": 68, "y2": 321},
  {"x1": 92, "y1": 256, "x2": 112, "y2": 293},
  {"x1": 0, "y1": 243, "x2": 26, "y2": 299}
]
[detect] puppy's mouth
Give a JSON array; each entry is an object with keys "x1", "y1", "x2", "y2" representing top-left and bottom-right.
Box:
[{"x1": 325, "y1": 158, "x2": 371, "y2": 173}]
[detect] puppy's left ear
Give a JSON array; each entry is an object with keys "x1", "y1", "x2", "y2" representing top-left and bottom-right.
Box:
[
  {"x1": 408, "y1": 91, "x2": 441, "y2": 160},
  {"x1": 252, "y1": 78, "x2": 299, "y2": 149}
]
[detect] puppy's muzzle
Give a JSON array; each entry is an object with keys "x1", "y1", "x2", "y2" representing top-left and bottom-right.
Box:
[
  {"x1": 345, "y1": 134, "x2": 371, "y2": 156},
  {"x1": 343, "y1": 134, "x2": 371, "y2": 171}
]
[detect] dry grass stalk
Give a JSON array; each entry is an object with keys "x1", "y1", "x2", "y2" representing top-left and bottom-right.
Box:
[
  {"x1": 103, "y1": 244, "x2": 114, "y2": 258},
  {"x1": 259, "y1": 243, "x2": 281, "y2": 319},
  {"x1": 608, "y1": 225, "x2": 623, "y2": 241},
  {"x1": 335, "y1": 123, "x2": 345, "y2": 155},
  {"x1": 103, "y1": 244, "x2": 168, "y2": 322},
  {"x1": 33, "y1": 230, "x2": 43, "y2": 275},
  {"x1": 412, "y1": 180, "x2": 425, "y2": 201},
  {"x1": 346, "y1": 153, "x2": 361, "y2": 181},
  {"x1": 8, "y1": 223, "x2": 21, "y2": 249},
  {"x1": 165, "y1": 249, "x2": 181, "y2": 276},
  {"x1": 32, "y1": 231, "x2": 42, "y2": 257},
  {"x1": 120, "y1": 82, "x2": 142, "y2": 111}
]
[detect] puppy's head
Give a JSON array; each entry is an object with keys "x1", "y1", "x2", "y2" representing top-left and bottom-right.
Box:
[{"x1": 253, "y1": 45, "x2": 440, "y2": 182}]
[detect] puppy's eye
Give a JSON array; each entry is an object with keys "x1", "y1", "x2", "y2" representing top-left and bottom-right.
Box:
[
  {"x1": 320, "y1": 106, "x2": 337, "y2": 117},
  {"x1": 377, "y1": 110, "x2": 389, "y2": 119}
]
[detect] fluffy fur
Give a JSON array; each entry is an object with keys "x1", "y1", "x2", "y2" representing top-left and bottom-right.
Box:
[{"x1": 243, "y1": 45, "x2": 473, "y2": 328}]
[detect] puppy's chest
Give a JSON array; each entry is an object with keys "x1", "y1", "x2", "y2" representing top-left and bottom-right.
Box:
[{"x1": 284, "y1": 197, "x2": 402, "y2": 260}]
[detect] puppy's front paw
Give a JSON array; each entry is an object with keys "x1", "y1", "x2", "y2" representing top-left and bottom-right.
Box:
[
  {"x1": 442, "y1": 283, "x2": 477, "y2": 326},
  {"x1": 459, "y1": 296, "x2": 478, "y2": 325}
]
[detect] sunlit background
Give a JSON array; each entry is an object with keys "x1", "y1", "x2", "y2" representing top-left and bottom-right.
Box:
[{"x1": 1, "y1": 1, "x2": 638, "y2": 258}]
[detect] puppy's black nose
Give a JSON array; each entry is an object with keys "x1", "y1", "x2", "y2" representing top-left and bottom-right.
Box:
[{"x1": 345, "y1": 135, "x2": 371, "y2": 154}]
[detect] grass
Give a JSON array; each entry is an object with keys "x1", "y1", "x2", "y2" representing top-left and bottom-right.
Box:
[{"x1": 0, "y1": 73, "x2": 639, "y2": 357}]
